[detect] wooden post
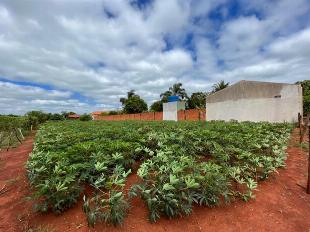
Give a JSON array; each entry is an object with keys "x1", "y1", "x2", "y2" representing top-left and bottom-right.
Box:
[
  {"x1": 307, "y1": 124, "x2": 310, "y2": 194},
  {"x1": 18, "y1": 128, "x2": 24, "y2": 140},
  {"x1": 298, "y1": 113, "x2": 302, "y2": 143},
  {"x1": 299, "y1": 113, "x2": 303, "y2": 143},
  {"x1": 153, "y1": 112, "x2": 155, "y2": 121}
]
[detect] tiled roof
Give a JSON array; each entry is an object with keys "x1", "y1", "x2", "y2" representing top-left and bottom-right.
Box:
[
  {"x1": 91, "y1": 111, "x2": 104, "y2": 115},
  {"x1": 68, "y1": 114, "x2": 80, "y2": 118}
]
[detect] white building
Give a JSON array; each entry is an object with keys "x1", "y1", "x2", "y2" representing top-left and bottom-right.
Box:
[
  {"x1": 206, "y1": 80, "x2": 303, "y2": 123},
  {"x1": 163, "y1": 101, "x2": 186, "y2": 121}
]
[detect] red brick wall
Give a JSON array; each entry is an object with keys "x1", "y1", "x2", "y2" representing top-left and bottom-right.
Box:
[
  {"x1": 94, "y1": 109, "x2": 205, "y2": 121},
  {"x1": 177, "y1": 109, "x2": 206, "y2": 121}
]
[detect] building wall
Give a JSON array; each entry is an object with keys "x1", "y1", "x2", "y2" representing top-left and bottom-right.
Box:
[
  {"x1": 163, "y1": 101, "x2": 186, "y2": 121},
  {"x1": 206, "y1": 84, "x2": 303, "y2": 123}
]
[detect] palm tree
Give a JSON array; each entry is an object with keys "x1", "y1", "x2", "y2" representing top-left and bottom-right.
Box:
[
  {"x1": 120, "y1": 90, "x2": 136, "y2": 105},
  {"x1": 212, "y1": 80, "x2": 229, "y2": 93},
  {"x1": 160, "y1": 83, "x2": 188, "y2": 102}
]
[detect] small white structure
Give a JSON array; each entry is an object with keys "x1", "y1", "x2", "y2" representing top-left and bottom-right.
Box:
[
  {"x1": 163, "y1": 101, "x2": 186, "y2": 121},
  {"x1": 206, "y1": 80, "x2": 303, "y2": 123}
]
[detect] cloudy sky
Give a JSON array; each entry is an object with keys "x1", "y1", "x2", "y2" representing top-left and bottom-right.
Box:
[{"x1": 0, "y1": 0, "x2": 310, "y2": 114}]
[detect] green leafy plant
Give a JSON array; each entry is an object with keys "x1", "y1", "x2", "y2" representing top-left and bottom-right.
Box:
[{"x1": 26, "y1": 120, "x2": 292, "y2": 227}]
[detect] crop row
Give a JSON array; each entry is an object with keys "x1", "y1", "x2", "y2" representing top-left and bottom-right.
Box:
[
  {"x1": 26, "y1": 120, "x2": 292, "y2": 227},
  {"x1": 0, "y1": 116, "x2": 29, "y2": 149}
]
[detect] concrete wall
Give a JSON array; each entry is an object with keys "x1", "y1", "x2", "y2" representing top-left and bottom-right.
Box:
[
  {"x1": 206, "y1": 82, "x2": 303, "y2": 123},
  {"x1": 163, "y1": 101, "x2": 186, "y2": 121}
]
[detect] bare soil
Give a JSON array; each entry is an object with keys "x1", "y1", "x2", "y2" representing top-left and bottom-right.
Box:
[{"x1": 0, "y1": 129, "x2": 309, "y2": 232}]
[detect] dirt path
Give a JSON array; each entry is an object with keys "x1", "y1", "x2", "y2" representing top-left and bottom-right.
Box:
[
  {"x1": 0, "y1": 133, "x2": 35, "y2": 231},
  {"x1": 0, "y1": 130, "x2": 309, "y2": 232}
]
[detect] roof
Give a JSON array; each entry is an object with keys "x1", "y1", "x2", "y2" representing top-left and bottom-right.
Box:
[
  {"x1": 206, "y1": 80, "x2": 300, "y2": 103},
  {"x1": 91, "y1": 111, "x2": 104, "y2": 116},
  {"x1": 67, "y1": 114, "x2": 80, "y2": 118}
]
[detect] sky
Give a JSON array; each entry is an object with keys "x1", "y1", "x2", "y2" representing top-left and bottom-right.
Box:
[{"x1": 0, "y1": 0, "x2": 310, "y2": 115}]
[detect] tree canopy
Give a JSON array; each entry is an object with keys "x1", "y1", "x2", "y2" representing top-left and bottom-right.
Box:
[
  {"x1": 160, "y1": 83, "x2": 188, "y2": 102},
  {"x1": 120, "y1": 90, "x2": 148, "y2": 114},
  {"x1": 296, "y1": 80, "x2": 310, "y2": 115},
  {"x1": 187, "y1": 92, "x2": 207, "y2": 109},
  {"x1": 150, "y1": 100, "x2": 163, "y2": 112},
  {"x1": 212, "y1": 80, "x2": 230, "y2": 93}
]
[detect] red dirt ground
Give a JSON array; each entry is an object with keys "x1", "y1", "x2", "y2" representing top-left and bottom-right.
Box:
[{"x1": 0, "y1": 129, "x2": 310, "y2": 232}]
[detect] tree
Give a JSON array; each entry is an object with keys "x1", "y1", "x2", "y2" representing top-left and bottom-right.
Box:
[
  {"x1": 49, "y1": 113, "x2": 65, "y2": 121},
  {"x1": 188, "y1": 92, "x2": 207, "y2": 109},
  {"x1": 120, "y1": 90, "x2": 136, "y2": 105},
  {"x1": 120, "y1": 90, "x2": 148, "y2": 114},
  {"x1": 160, "y1": 83, "x2": 188, "y2": 102},
  {"x1": 296, "y1": 80, "x2": 310, "y2": 115},
  {"x1": 61, "y1": 111, "x2": 76, "y2": 118},
  {"x1": 80, "y1": 114, "x2": 92, "y2": 121},
  {"x1": 212, "y1": 80, "x2": 229, "y2": 93},
  {"x1": 150, "y1": 100, "x2": 163, "y2": 112},
  {"x1": 25, "y1": 111, "x2": 49, "y2": 129},
  {"x1": 108, "y1": 111, "x2": 120, "y2": 115}
]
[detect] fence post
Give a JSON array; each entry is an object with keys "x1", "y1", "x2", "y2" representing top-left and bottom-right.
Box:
[
  {"x1": 307, "y1": 124, "x2": 310, "y2": 194},
  {"x1": 298, "y1": 113, "x2": 302, "y2": 143},
  {"x1": 184, "y1": 110, "x2": 186, "y2": 121}
]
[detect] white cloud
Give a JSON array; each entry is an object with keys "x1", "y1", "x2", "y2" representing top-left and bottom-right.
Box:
[
  {"x1": 0, "y1": 81, "x2": 98, "y2": 114},
  {"x1": 269, "y1": 28, "x2": 310, "y2": 59},
  {"x1": 0, "y1": 0, "x2": 309, "y2": 114}
]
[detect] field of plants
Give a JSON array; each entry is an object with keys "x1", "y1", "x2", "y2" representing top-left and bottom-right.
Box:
[
  {"x1": 0, "y1": 116, "x2": 29, "y2": 149},
  {"x1": 26, "y1": 120, "x2": 292, "y2": 227}
]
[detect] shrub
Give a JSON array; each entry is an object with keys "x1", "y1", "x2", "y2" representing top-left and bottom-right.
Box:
[{"x1": 80, "y1": 114, "x2": 92, "y2": 121}]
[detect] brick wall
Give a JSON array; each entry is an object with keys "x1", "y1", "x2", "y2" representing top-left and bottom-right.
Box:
[
  {"x1": 94, "y1": 109, "x2": 205, "y2": 121},
  {"x1": 177, "y1": 109, "x2": 206, "y2": 121},
  {"x1": 94, "y1": 112, "x2": 163, "y2": 121},
  {"x1": 94, "y1": 109, "x2": 206, "y2": 121}
]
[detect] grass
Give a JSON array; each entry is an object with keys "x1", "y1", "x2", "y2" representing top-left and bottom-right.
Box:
[
  {"x1": 300, "y1": 142, "x2": 309, "y2": 151},
  {"x1": 292, "y1": 141, "x2": 309, "y2": 152}
]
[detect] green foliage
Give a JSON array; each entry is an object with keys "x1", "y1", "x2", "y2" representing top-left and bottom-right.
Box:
[
  {"x1": 61, "y1": 111, "x2": 76, "y2": 118},
  {"x1": 296, "y1": 80, "x2": 310, "y2": 115},
  {"x1": 150, "y1": 100, "x2": 163, "y2": 112},
  {"x1": 48, "y1": 113, "x2": 65, "y2": 121},
  {"x1": 108, "y1": 111, "x2": 121, "y2": 115},
  {"x1": 120, "y1": 90, "x2": 148, "y2": 114},
  {"x1": 212, "y1": 80, "x2": 230, "y2": 93},
  {"x1": 0, "y1": 116, "x2": 29, "y2": 148},
  {"x1": 25, "y1": 111, "x2": 49, "y2": 128},
  {"x1": 26, "y1": 120, "x2": 292, "y2": 227},
  {"x1": 160, "y1": 83, "x2": 188, "y2": 102},
  {"x1": 80, "y1": 114, "x2": 92, "y2": 121},
  {"x1": 83, "y1": 166, "x2": 131, "y2": 227},
  {"x1": 0, "y1": 116, "x2": 28, "y2": 131},
  {"x1": 187, "y1": 92, "x2": 207, "y2": 109},
  {"x1": 100, "y1": 112, "x2": 109, "y2": 116}
]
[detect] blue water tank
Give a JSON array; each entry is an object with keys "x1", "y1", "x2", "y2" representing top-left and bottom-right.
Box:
[{"x1": 168, "y1": 95, "x2": 180, "y2": 102}]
